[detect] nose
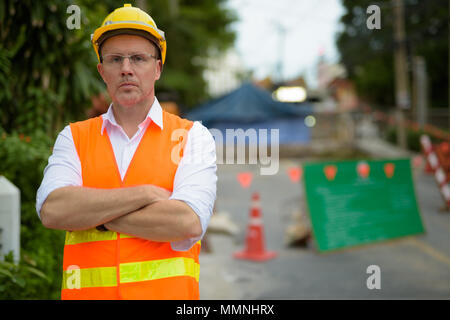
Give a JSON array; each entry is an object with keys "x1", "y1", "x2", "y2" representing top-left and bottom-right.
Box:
[{"x1": 120, "y1": 57, "x2": 134, "y2": 76}]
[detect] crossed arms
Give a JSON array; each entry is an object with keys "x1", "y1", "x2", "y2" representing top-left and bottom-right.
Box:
[
  {"x1": 40, "y1": 185, "x2": 202, "y2": 242},
  {"x1": 37, "y1": 122, "x2": 217, "y2": 245}
]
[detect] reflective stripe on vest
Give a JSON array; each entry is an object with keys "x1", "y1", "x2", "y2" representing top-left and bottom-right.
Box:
[
  {"x1": 62, "y1": 257, "x2": 200, "y2": 289},
  {"x1": 65, "y1": 229, "x2": 136, "y2": 245},
  {"x1": 62, "y1": 112, "x2": 198, "y2": 300}
]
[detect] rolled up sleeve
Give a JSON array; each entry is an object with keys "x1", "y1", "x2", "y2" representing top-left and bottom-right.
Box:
[
  {"x1": 169, "y1": 121, "x2": 217, "y2": 251},
  {"x1": 36, "y1": 125, "x2": 82, "y2": 219}
]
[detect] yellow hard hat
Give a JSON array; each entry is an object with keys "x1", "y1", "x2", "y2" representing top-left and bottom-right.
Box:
[{"x1": 91, "y1": 3, "x2": 167, "y2": 64}]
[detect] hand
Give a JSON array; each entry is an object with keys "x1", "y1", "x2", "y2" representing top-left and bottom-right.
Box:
[
  {"x1": 104, "y1": 185, "x2": 172, "y2": 232},
  {"x1": 144, "y1": 185, "x2": 172, "y2": 204}
]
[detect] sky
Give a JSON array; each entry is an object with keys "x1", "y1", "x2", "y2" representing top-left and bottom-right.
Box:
[{"x1": 226, "y1": 0, "x2": 346, "y2": 88}]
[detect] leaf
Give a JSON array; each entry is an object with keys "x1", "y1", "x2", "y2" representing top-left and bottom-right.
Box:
[
  {"x1": 13, "y1": 276, "x2": 26, "y2": 288},
  {"x1": 9, "y1": 25, "x2": 27, "y2": 56},
  {"x1": 0, "y1": 261, "x2": 16, "y2": 269},
  {"x1": 0, "y1": 268, "x2": 14, "y2": 279},
  {"x1": 25, "y1": 266, "x2": 49, "y2": 281}
]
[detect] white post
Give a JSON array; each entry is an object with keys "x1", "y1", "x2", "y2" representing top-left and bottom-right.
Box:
[{"x1": 0, "y1": 176, "x2": 21, "y2": 263}]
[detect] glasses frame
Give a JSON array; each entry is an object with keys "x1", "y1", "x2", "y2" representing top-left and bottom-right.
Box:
[{"x1": 101, "y1": 53, "x2": 159, "y2": 67}]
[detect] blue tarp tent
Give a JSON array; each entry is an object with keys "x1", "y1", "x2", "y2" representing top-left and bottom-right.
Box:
[{"x1": 185, "y1": 82, "x2": 313, "y2": 144}]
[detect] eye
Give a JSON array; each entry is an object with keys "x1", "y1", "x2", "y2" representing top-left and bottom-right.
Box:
[
  {"x1": 109, "y1": 55, "x2": 122, "y2": 63},
  {"x1": 132, "y1": 54, "x2": 145, "y2": 63}
]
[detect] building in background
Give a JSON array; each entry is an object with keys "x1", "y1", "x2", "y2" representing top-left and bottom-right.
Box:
[
  {"x1": 316, "y1": 55, "x2": 347, "y2": 90},
  {"x1": 327, "y1": 78, "x2": 359, "y2": 111},
  {"x1": 203, "y1": 49, "x2": 248, "y2": 98},
  {"x1": 186, "y1": 82, "x2": 312, "y2": 145},
  {"x1": 308, "y1": 54, "x2": 359, "y2": 112}
]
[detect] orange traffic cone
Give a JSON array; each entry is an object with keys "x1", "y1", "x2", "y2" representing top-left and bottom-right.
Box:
[{"x1": 233, "y1": 193, "x2": 277, "y2": 262}]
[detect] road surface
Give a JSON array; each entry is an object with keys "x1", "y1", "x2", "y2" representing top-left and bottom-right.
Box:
[{"x1": 199, "y1": 158, "x2": 450, "y2": 299}]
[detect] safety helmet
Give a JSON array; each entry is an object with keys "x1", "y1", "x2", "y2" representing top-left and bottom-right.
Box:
[{"x1": 91, "y1": 4, "x2": 167, "y2": 64}]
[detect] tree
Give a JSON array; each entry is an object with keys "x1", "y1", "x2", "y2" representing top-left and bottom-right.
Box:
[
  {"x1": 0, "y1": 0, "x2": 236, "y2": 136},
  {"x1": 0, "y1": 0, "x2": 105, "y2": 135},
  {"x1": 336, "y1": 0, "x2": 448, "y2": 110},
  {"x1": 146, "y1": 0, "x2": 237, "y2": 109}
]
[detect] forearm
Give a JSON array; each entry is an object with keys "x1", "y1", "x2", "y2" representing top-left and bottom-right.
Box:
[
  {"x1": 104, "y1": 199, "x2": 202, "y2": 242},
  {"x1": 40, "y1": 185, "x2": 165, "y2": 231}
]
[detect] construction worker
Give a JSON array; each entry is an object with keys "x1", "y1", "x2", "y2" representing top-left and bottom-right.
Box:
[{"x1": 36, "y1": 4, "x2": 217, "y2": 300}]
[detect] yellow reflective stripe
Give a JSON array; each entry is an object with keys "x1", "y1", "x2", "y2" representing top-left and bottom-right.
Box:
[
  {"x1": 65, "y1": 230, "x2": 202, "y2": 244},
  {"x1": 120, "y1": 235, "x2": 201, "y2": 243},
  {"x1": 120, "y1": 233, "x2": 136, "y2": 239},
  {"x1": 120, "y1": 257, "x2": 200, "y2": 284},
  {"x1": 61, "y1": 258, "x2": 199, "y2": 289},
  {"x1": 62, "y1": 266, "x2": 117, "y2": 289},
  {"x1": 65, "y1": 229, "x2": 117, "y2": 245}
]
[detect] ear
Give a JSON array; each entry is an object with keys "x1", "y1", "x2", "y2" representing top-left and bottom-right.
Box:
[
  {"x1": 97, "y1": 63, "x2": 106, "y2": 83},
  {"x1": 155, "y1": 60, "x2": 163, "y2": 81}
]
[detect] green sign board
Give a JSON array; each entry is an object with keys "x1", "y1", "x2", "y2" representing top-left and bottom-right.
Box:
[{"x1": 303, "y1": 159, "x2": 425, "y2": 252}]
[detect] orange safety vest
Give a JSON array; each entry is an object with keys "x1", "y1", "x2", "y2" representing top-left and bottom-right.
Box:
[{"x1": 61, "y1": 111, "x2": 200, "y2": 300}]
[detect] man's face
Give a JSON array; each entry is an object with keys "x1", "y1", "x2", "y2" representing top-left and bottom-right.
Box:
[{"x1": 97, "y1": 34, "x2": 162, "y2": 108}]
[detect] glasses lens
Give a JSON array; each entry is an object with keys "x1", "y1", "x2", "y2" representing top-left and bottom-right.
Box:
[
  {"x1": 130, "y1": 54, "x2": 148, "y2": 64},
  {"x1": 104, "y1": 55, "x2": 123, "y2": 65}
]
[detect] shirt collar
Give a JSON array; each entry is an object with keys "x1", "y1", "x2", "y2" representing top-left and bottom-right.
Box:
[{"x1": 101, "y1": 97, "x2": 163, "y2": 134}]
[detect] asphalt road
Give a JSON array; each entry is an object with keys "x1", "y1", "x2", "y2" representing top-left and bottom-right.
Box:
[{"x1": 199, "y1": 158, "x2": 450, "y2": 300}]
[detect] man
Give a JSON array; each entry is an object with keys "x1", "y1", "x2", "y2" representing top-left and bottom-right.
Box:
[{"x1": 36, "y1": 4, "x2": 217, "y2": 300}]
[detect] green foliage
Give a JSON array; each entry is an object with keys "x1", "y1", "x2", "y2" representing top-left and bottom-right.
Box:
[
  {"x1": 0, "y1": 0, "x2": 236, "y2": 134},
  {"x1": 336, "y1": 0, "x2": 449, "y2": 109},
  {"x1": 0, "y1": 252, "x2": 51, "y2": 299},
  {"x1": 0, "y1": 130, "x2": 52, "y2": 202},
  {"x1": 0, "y1": 0, "x2": 105, "y2": 135},
  {"x1": 0, "y1": 130, "x2": 65, "y2": 300},
  {"x1": 337, "y1": 0, "x2": 395, "y2": 107},
  {"x1": 147, "y1": 0, "x2": 237, "y2": 108}
]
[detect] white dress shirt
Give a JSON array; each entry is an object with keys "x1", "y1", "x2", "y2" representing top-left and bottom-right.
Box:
[{"x1": 36, "y1": 98, "x2": 217, "y2": 251}]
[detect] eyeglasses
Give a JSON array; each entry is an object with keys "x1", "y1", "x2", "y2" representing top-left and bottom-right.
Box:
[{"x1": 101, "y1": 53, "x2": 158, "y2": 67}]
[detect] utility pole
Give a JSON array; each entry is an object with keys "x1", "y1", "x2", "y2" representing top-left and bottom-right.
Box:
[
  {"x1": 413, "y1": 56, "x2": 427, "y2": 129},
  {"x1": 392, "y1": 0, "x2": 409, "y2": 149},
  {"x1": 273, "y1": 21, "x2": 286, "y2": 83},
  {"x1": 169, "y1": 0, "x2": 179, "y2": 17},
  {"x1": 448, "y1": 0, "x2": 450, "y2": 130}
]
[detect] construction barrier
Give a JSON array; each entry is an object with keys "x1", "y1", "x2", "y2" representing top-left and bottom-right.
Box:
[
  {"x1": 435, "y1": 141, "x2": 450, "y2": 180},
  {"x1": 420, "y1": 135, "x2": 450, "y2": 210},
  {"x1": 303, "y1": 159, "x2": 425, "y2": 252},
  {"x1": 367, "y1": 105, "x2": 450, "y2": 141}
]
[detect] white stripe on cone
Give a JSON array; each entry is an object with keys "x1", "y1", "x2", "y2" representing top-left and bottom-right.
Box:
[
  {"x1": 250, "y1": 217, "x2": 263, "y2": 225},
  {"x1": 252, "y1": 200, "x2": 261, "y2": 208}
]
